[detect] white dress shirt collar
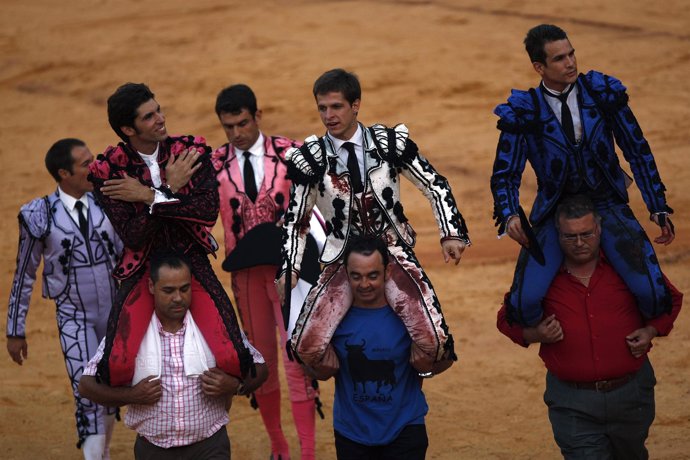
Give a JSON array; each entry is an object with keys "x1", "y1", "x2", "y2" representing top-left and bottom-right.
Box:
[
  {"x1": 242, "y1": 133, "x2": 266, "y2": 158},
  {"x1": 57, "y1": 185, "x2": 88, "y2": 212},
  {"x1": 328, "y1": 124, "x2": 363, "y2": 154}
]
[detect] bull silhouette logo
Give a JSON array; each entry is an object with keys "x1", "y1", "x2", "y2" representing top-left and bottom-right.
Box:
[{"x1": 345, "y1": 339, "x2": 396, "y2": 393}]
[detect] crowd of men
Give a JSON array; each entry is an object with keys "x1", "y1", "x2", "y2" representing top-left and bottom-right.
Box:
[{"x1": 6, "y1": 23, "x2": 683, "y2": 460}]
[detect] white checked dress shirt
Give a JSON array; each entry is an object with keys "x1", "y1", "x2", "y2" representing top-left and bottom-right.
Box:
[{"x1": 84, "y1": 314, "x2": 263, "y2": 448}]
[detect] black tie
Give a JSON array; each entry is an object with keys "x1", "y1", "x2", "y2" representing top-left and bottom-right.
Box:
[
  {"x1": 243, "y1": 151, "x2": 258, "y2": 202},
  {"x1": 74, "y1": 201, "x2": 89, "y2": 239},
  {"x1": 543, "y1": 83, "x2": 576, "y2": 145},
  {"x1": 343, "y1": 142, "x2": 363, "y2": 194}
]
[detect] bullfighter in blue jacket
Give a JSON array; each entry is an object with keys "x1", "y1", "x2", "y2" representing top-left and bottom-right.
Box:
[{"x1": 491, "y1": 24, "x2": 675, "y2": 326}]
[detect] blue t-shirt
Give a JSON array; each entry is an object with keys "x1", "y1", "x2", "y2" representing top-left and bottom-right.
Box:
[{"x1": 332, "y1": 305, "x2": 428, "y2": 445}]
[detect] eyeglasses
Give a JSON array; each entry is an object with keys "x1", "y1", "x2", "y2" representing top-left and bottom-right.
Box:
[{"x1": 559, "y1": 229, "x2": 598, "y2": 244}]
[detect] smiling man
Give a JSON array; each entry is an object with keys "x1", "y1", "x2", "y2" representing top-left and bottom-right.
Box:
[
  {"x1": 6, "y1": 138, "x2": 122, "y2": 458},
  {"x1": 491, "y1": 24, "x2": 675, "y2": 328},
  {"x1": 280, "y1": 68, "x2": 470, "y2": 376},
  {"x1": 211, "y1": 84, "x2": 320, "y2": 460},
  {"x1": 305, "y1": 235, "x2": 454, "y2": 459},
  {"x1": 497, "y1": 195, "x2": 683, "y2": 458},
  {"x1": 88, "y1": 83, "x2": 252, "y2": 390}
]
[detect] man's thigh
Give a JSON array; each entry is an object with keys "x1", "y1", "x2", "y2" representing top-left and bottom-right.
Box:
[
  {"x1": 381, "y1": 424, "x2": 428, "y2": 460},
  {"x1": 335, "y1": 425, "x2": 428, "y2": 460},
  {"x1": 605, "y1": 359, "x2": 655, "y2": 460},
  {"x1": 544, "y1": 372, "x2": 613, "y2": 459}
]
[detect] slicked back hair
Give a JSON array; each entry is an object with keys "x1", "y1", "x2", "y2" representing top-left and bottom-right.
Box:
[
  {"x1": 524, "y1": 24, "x2": 568, "y2": 64},
  {"x1": 45, "y1": 138, "x2": 85, "y2": 182},
  {"x1": 215, "y1": 84, "x2": 258, "y2": 117}
]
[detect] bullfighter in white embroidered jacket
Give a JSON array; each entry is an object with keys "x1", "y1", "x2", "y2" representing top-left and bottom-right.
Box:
[{"x1": 279, "y1": 69, "x2": 470, "y2": 371}]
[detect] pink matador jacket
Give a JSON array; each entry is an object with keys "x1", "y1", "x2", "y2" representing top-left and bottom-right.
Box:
[{"x1": 212, "y1": 135, "x2": 298, "y2": 257}]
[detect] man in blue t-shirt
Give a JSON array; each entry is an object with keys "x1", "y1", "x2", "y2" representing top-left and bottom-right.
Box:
[{"x1": 305, "y1": 235, "x2": 454, "y2": 459}]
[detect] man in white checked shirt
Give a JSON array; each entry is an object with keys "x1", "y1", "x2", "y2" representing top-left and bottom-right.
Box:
[{"x1": 80, "y1": 252, "x2": 267, "y2": 459}]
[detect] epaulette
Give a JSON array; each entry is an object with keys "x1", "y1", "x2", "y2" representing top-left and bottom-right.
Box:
[
  {"x1": 18, "y1": 196, "x2": 51, "y2": 240},
  {"x1": 368, "y1": 123, "x2": 418, "y2": 164},
  {"x1": 285, "y1": 135, "x2": 327, "y2": 185},
  {"x1": 494, "y1": 89, "x2": 542, "y2": 134},
  {"x1": 581, "y1": 70, "x2": 629, "y2": 113}
]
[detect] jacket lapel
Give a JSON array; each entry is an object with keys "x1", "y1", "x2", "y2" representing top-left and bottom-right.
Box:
[
  {"x1": 262, "y1": 136, "x2": 277, "y2": 194},
  {"x1": 576, "y1": 77, "x2": 604, "y2": 146},
  {"x1": 225, "y1": 145, "x2": 245, "y2": 194},
  {"x1": 536, "y1": 86, "x2": 574, "y2": 153}
]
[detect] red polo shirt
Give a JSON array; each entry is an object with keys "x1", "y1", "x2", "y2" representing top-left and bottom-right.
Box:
[{"x1": 497, "y1": 254, "x2": 683, "y2": 382}]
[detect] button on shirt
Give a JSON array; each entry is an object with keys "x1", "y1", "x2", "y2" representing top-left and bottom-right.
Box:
[
  {"x1": 58, "y1": 186, "x2": 89, "y2": 229},
  {"x1": 328, "y1": 125, "x2": 365, "y2": 183},
  {"x1": 542, "y1": 82, "x2": 583, "y2": 143},
  {"x1": 236, "y1": 133, "x2": 266, "y2": 193}
]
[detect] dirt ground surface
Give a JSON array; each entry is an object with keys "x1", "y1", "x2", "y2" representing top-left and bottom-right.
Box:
[{"x1": 1, "y1": 1, "x2": 688, "y2": 458}]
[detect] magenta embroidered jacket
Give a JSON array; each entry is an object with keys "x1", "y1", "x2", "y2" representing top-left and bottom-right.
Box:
[
  {"x1": 89, "y1": 135, "x2": 219, "y2": 280},
  {"x1": 212, "y1": 135, "x2": 299, "y2": 258}
]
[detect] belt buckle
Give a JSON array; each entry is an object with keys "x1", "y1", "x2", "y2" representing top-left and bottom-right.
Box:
[{"x1": 594, "y1": 380, "x2": 610, "y2": 392}]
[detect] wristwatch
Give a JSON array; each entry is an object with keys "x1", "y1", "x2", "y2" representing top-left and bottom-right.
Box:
[
  {"x1": 418, "y1": 371, "x2": 433, "y2": 379},
  {"x1": 236, "y1": 382, "x2": 246, "y2": 395}
]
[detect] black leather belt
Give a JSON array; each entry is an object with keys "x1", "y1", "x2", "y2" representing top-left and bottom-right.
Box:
[{"x1": 562, "y1": 372, "x2": 635, "y2": 393}]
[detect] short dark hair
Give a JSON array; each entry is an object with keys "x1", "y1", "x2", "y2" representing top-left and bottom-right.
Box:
[
  {"x1": 215, "y1": 84, "x2": 258, "y2": 117},
  {"x1": 45, "y1": 138, "x2": 86, "y2": 182},
  {"x1": 149, "y1": 251, "x2": 190, "y2": 284},
  {"x1": 343, "y1": 235, "x2": 389, "y2": 268},
  {"x1": 524, "y1": 24, "x2": 568, "y2": 64},
  {"x1": 107, "y1": 83, "x2": 155, "y2": 143},
  {"x1": 555, "y1": 194, "x2": 601, "y2": 229},
  {"x1": 313, "y1": 68, "x2": 361, "y2": 105}
]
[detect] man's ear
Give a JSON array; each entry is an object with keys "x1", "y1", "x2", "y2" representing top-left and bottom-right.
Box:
[
  {"x1": 254, "y1": 109, "x2": 263, "y2": 124},
  {"x1": 57, "y1": 168, "x2": 71, "y2": 180},
  {"x1": 121, "y1": 125, "x2": 136, "y2": 138},
  {"x1": 351, "y1": 98, "x2": 361, "y2": 115},
  {"x1": 148, "y1": 277, "x2": 155, "y2": 295},
  {"x1": 532, "y1": 61, "x2": 545, "y2": 77}
]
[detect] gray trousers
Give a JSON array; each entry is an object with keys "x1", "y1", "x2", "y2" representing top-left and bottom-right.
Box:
[{"x1": 544, "y1": 359, "x2": 656, "y2": 460}]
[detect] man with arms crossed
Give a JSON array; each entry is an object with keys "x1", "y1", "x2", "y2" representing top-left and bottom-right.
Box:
[
  {"x1": 80, "y1": 253, "x2": 267, "y2": 459},
  {"x1": 89, "y1": 83, "x2": 252, "y2": 387},
  {"x1": 497, "y1": 195, "x2": 682, "y2": 459},
  {"x1": 7, "y1": 138, "x2": 122, "y2": 458}
]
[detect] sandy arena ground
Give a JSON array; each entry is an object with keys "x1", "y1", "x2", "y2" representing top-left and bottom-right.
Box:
[{"x1": 0, "y1": 1, "x2": 688, "y2": 458}]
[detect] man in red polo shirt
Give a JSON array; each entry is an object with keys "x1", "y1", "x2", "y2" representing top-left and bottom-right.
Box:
[{"x1": 497, "y1": 194, "x2": 682, "y2": 459}]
